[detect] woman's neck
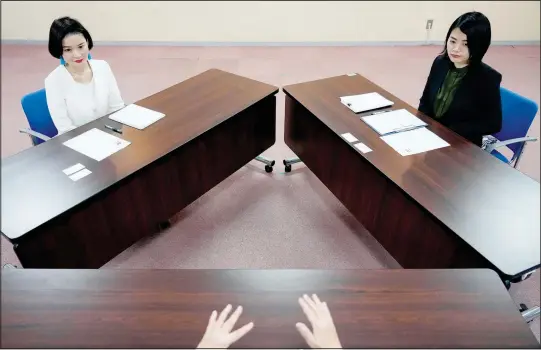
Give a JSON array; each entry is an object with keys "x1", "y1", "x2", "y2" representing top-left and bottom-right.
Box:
[
  {"x1": 66, "y1": 61, "x2": 89, "y2": 74},
  {"x1": 453, "y1": 61, "x2": 469, "y2": 69}
]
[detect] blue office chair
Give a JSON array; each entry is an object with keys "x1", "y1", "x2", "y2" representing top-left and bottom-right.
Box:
[
  {"x1": 19, "y1": 89, "x2": 58, "y2": 146},
  {"x1": 482, "y1": 87, "x2": 538, "y2": 168}
]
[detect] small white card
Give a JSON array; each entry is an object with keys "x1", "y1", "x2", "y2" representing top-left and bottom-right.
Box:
[
  {"x1": 62, "y1": 163, "x2": 85, "y2": 176},
  {"x1": 69, "y1": 168, "x2": 92, "y2": 182},
  {"x1": 347, "y1": 73, "x2": 357, "y2": 76},
  {"x1": 341, "y1": 132, "x2": 358, "y2": 143},
  {"x1": 354, "y1": 142, "x2": 373, "y2": 153}
]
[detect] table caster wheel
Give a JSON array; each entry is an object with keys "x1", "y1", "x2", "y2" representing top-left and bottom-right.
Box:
[
  {"x1": 285, "y1": 164, "x2": 292, "y2": 173},
  {"x1": 265, "y1": 165, "x2": 273, "y2": 173}
]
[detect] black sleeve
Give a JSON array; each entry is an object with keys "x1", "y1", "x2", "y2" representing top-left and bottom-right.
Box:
[{"x1": 418, "y1": 56, "x2": 439, "y2": 115}]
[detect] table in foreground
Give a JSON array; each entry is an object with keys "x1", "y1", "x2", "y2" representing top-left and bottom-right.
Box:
[
  {"x1": 1, "y1": 269, "x2": 538, "y2": 348},
  {"x1": 283, "y1": 73, "x2": 540, "y2": 285},
  {"x1": 1, "y1": 69, "x2": 277, "y2": 268}
]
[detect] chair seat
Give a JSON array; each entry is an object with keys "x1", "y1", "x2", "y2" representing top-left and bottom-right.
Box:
[{"x1": 490, "y1": 149, "x2": 509, "y2": 164}]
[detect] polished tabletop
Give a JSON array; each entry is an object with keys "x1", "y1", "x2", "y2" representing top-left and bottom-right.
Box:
[
  {"x1": 1, "y1": 69, "x2": 278, "y2": 240},
  {"x1": 283, "y1": 73, "x2": 540, "y2": 279},
  {"x1": 1, "y1": 269, "x2": 538, "y2": 348}
]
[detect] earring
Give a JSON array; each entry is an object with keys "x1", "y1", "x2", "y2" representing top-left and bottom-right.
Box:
[
  {"x1": 88, "y1": 53, "x2": 92, "y2": 60},
  {"x1": 60, "y1": 57, "x2": 66, "y2": 65}
]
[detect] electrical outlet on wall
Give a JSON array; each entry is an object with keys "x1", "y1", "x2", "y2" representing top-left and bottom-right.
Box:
[{"x1": 426, "y1": 19, "x2": 434, "y2": 30}]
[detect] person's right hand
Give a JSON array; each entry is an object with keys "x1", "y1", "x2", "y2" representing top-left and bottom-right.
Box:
[
  {"x1": 196, "y1": 304, "x2": 254, "y2": 349},
  {"x1": 295, "y1": 294, "x2": 342, "y2": 349}
]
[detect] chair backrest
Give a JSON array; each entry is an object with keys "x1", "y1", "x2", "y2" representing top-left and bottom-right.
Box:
[
  {"x1": 20, "y1": 89, "x2": 58, "y2": 145},
  {"x1": 494, "y1": 87, "x2": 538, "y2": 155}
]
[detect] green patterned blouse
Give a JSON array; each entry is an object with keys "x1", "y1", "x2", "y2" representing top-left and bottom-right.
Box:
[{"x1": 433, "y1": 66, "x2": 468, "y2": 118}]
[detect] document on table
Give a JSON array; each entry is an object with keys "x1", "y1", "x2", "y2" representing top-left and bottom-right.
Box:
[
  {"x1": 63, "y1": 128, "x2": 131, "y2": 161},
  {"x1": 340, "y1": 92, "x2": 394, "y2": 113},
  {"x1": 109, "y1": 104, "x2": 165, "y2": 130},
  {"x1": 361, "y1": 109, "x2": 427, "y2": 136},
  {"x1": 381, "y1": 127, "x2": 450, "y2": 156}
]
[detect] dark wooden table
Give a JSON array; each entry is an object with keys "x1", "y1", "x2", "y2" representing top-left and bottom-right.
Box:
[
  {"x1": 1, "y1": 69, "x2": 278, "y2": 268},
  {"x1": 283, "y1": 73, "x2": 540, "y2": 284},
  {"x1": 1, "y1": 269, "x2": 538, "y2": 348}
]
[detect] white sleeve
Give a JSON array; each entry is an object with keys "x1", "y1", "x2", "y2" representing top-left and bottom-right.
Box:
[
  {"x1": 44, "y1": 75, "x2": 76, "y2": 135},
  {"x1": 104, "y1": 62, "x2": 125, "y2": 114}
]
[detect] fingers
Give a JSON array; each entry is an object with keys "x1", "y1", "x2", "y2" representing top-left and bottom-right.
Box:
[
  {"x1": 216, "y1": 304, "x2": 233, "y2": 326},
  {"x1": 298, "y1": 297, "x2": 317, "y2": 325},
  {"x1": 206, "y1": 310, "x2": 217, "y2": 332},
  {"x1": 321, "y1": 301, "x2": 333, "y2": 318},
  {"x1": 223, "y1": 305, "x2": 243, "y2": 333},
  {"x1": 228, "y1": 321, "x2": 254, "y2": 344},
  {"x1": 303, "y1": 294, "x2": 317, "y2": 311},
  {"x1": 296, "y1": 322, "x2": 317, "y2": 349},
  {"x1": 305, "y1": 294, "x2": 330, "y2": 316}
]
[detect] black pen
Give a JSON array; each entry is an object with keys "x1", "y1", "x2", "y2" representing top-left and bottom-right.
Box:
[{"x1": 104, "y1": 124, "x2": 123, "y2": 134}]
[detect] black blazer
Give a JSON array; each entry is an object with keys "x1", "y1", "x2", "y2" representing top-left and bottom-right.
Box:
[{"x1": 418, "y1": 55, "x2": 503, "y2": 146}]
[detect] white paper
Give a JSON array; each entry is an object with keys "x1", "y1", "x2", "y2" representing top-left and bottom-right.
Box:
[
  {"x1": 69, "y1": 168, "x2": 92, "y2": 181},
  {"x1": 381, "y1": 127, "x2": 450, "y2": 156},
  {"x1": 354, "y1": 142, "x2": 373, "y2": 153},
  {"x1": 62, "y1": 163, "x2": 85, "y2": 176},
  {"x1": 346, "y1": 73, "x2": 357, "y2": 76},
  {"x1": 340, "y1": 92, "x2": 394, "y2": 113},
  {"x1": 63, "y1": 128, "x2": 131, "y2": 161},
  {"x1": 361, "y1": 109, "x2": 427, "y2": 136},
  {"x1": 109, "y1": 104, "x2": 165, "y2": 130},
  {"x1": 341, "y1": 132, "x2": 358, "y2": 143}
]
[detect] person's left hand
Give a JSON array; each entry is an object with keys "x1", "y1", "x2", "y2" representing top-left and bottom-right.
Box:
[{"x1": 197, "y1": 304, "x2": 254, "y2": 349}]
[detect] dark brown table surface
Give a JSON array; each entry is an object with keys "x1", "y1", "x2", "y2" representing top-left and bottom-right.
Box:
[
  {"x1": 1, "y1": 69, "x2": 278, "y2": 241},
  {"x1": 1, "y1": 269, "x2": 538, "y2": 348},
  {"x1": 283, "y1": 73, "x2": 540, "y2": 280}
]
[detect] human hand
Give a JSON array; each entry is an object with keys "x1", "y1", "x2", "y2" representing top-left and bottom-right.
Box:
[
  {"x1": 296, "y1": 294, "x2": 342, "y2": 349},
  {"x1": 197, "y1": 304, "x2": 254, "y2": 349}
]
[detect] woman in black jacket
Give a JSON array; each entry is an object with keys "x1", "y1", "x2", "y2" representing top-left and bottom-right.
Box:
[{"x1": 418, "y1": 12, "x2": 502, "y2": 147}]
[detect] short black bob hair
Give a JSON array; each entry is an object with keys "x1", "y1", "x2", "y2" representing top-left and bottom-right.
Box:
[
  {"x1": 48, "y1": 16, "x2": 93, "y2": 59},
  {"x1": 441, "y1": 11, "x2": 491, "y2": 66}
]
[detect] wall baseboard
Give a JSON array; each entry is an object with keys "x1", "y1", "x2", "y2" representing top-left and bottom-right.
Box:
[{"x1": 2, "y1": 40, "x2": 540, "y2": 47}]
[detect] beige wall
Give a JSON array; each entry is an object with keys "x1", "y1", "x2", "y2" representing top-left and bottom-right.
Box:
[{"x1": 1, "y1": 1, "x2": 539, "y2": 43}]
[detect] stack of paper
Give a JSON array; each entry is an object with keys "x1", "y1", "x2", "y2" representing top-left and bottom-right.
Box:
[
  {"x1": 361, "y1": 109, "x2": 427, "y2": 136},
  {"x1": 340, "y1": 92, "x2": 394, "y2": 113},
  {"x1": 109, "y1": 104, "x2": 165, "y2": 130},
  {"x1": 63, "y1": 128, "x2": 131, "y2": 161},
  {"x1": 380, "y1": 127, "x2": 450, "y2": 156}
]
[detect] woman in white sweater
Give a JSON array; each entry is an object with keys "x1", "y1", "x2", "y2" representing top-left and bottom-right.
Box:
[{"x1": 45, "y1": 16, "x2": 125, "y2": 135}]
